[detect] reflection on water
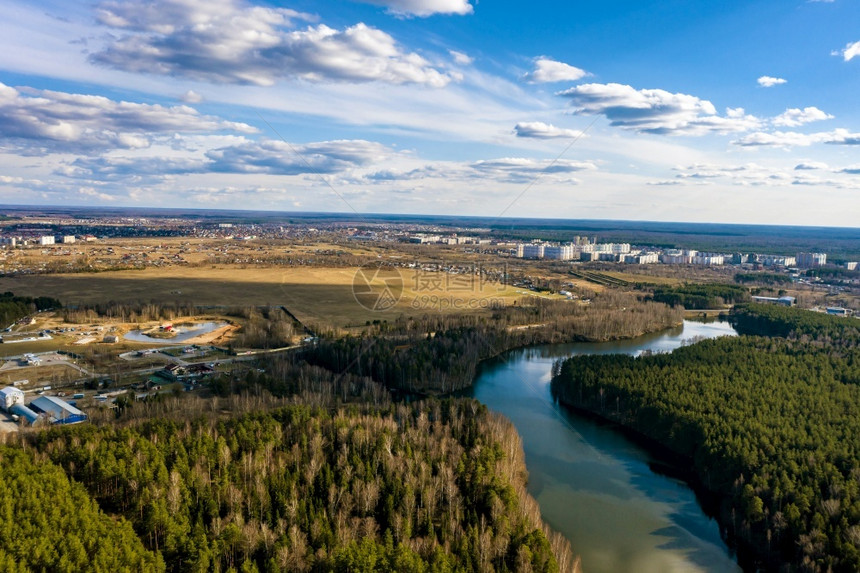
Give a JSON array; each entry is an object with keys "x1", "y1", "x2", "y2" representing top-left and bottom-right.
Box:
[
  {"x1": 124, "y1": 321, "x2": 227, "y2": 343},
  {"x1": 470, "y1": 321, "x2": 741, "y2": 573}
]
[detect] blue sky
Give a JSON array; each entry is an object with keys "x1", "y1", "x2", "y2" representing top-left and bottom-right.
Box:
[{"x1": 0, "y1": 0, "x2": 858, "y2": 225}]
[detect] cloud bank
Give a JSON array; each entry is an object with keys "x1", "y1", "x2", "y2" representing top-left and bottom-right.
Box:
[
  {"x1": 0, "y1": 81, "x2": 254, "y2": 154},
  {"x1": 558, "y1": 83, "x2": 760, "y2": 135},
  {"x1": 92, "y1": 0, "x2": 453, "y2": 87}
]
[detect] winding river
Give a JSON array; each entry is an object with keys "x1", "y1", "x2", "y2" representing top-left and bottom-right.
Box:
[{"x1": 470, "y1": 320, "x2": 741, "y2": 573}]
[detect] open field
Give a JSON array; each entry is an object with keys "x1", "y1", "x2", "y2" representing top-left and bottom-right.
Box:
[
  {"x1": 0, "y1": 265, "x2": 528, "y2": 330},
  {"x1": 0, "y1": 338, "x2": 71, "y2": 358},
  {"x1": 0, "y1": 236, "x2": 391, "y2": 276},
  {"x1": 0, "y1": 364, "x2": 81, "y2": 386}
]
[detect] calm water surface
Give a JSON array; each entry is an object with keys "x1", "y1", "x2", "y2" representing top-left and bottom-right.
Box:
[
  {"x1": 470, "y1": 320, "x2": 741, "y2": 573},
  {"x1": 124, "y1": 321, "x2": 227, "y2": 343}
]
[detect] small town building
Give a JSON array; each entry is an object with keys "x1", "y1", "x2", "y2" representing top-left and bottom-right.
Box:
[
  {"x1": 751, "y1": 295, "x2": 796, "y2": 306},
  {"x1": 0, "y1": 386, "x2": 25, "y2": 410}
]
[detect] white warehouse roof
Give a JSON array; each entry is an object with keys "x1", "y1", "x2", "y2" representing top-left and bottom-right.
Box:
[{"x1": 30, "y1": 395, "x2": 84, "y2": 419}]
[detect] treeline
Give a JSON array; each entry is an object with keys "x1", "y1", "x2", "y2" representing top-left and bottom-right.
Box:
[
  {"x1": 209, "y1": 361, "x2": 391, "y2": 406},
  {"x1": 0, "y1": 443, "x2": 163, "y2": 571},
  {"x1": 805, "y1": 268, "x2": 860, "y2": 281},
  {"x1": 0, "y1": 291, "x2": 62, "y2": 326},
  {"x1": 61, "y1": 300, "x2": 199, "y2": 324},
  {"x1": 551, "y1": 336, "x2": 860, "y2": 571},
  {"x1": 731, "y1": 303, "x2": 860, "y2": 347},
  {"x1": 25, "y1": 399, "x2": 576, "y2": 572},
  {"x1": 735, "y1": 272, "x2": 793, "y2": 286},
  {"x1": 229, "y1": 307, "x2": 295, "y2": 349},
  {"x1": 304, "y1": 294, "x2": 682, "y2": 394},
  {"x1": 650, "y1": 283, "x2": 749, "y2": 309},
  {"x1": 198, "y1": 250, "x2": 372, "y2": 269}
]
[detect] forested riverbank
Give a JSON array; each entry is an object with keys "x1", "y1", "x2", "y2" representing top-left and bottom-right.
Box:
[
  {"x1": 302, "y1": 293, "x2": 682, "y2": 394},
  {"x1": 551, "y1": 305, "x2": 860, "y2": 571},
  {"x1": 469, "y1": 320, "x2": 742, "y2": 573}
]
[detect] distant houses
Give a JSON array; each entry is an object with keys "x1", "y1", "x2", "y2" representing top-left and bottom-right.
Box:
[{"x1": 157, "y1": 362, "x2": 215, "y2": 382}]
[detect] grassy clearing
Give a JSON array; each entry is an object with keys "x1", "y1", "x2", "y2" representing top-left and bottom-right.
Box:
[{"x1": 0, "y1": 338, "x2": 75, "y2": 358}]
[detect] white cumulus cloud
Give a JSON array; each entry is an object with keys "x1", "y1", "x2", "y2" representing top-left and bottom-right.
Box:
[
  {"x1": 92, "y1": 0, "x2": 453, "y2": 87},
  {"x1": 840, "y1": 40, "x2": 860, "y2": 61},
  {"x1": 757, "y1": 76, "x2": 787, "y2": 87},
  {"x1": 523, "y1": 58, "x2": 588, "y2": 83},
  {"x1": 557, "y1": 83, "x2": 760, "y2": 135},
  {"x1": 514, "y1": 122, "x2": 587, "y2": 139},
  {"x1": 772, "y1": 107, "x2": 833, "y2": 127},
  {"x1": 355, "y1": 0, "x2": 473, "y2": 17}
]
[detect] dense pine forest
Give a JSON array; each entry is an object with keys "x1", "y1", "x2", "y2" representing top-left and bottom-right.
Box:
[
  {"x1": 649, "y1": 283, "x2": 750, "y2": 309},
  {"x1": 4, "y1": 398, "x2": 576, "y2": 572},
  {"x1": 731, "y1": 303, "x2": 860, "y2": 347},
  {"x1": 0, "y1": 445, "x2": 163, "y2": 571},
  {"x1": 551, "y1": 304, "x2": 860, "y2": 571}
]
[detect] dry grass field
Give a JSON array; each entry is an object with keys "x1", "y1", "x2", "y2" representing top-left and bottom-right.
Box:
[{"x1": 0, "y1": 265, "x2": 526, "y2": 330}]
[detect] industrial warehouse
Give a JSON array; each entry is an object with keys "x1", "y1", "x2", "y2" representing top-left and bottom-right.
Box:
[{"x1": 0, "y1": 386, "x2": 86, "y2": 425}]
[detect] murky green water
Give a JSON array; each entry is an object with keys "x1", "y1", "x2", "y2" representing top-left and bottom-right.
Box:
[{"x1": 470, "y1": 320, "x2": 741, "y2": 573}]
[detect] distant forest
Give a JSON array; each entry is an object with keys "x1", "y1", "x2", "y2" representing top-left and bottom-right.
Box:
[
  {"x1": 4, "y1": 206, "x2": 859, "y2": 258},
  {"x1": 484, "y1": 220, "x2": 860, "y2": 260}
]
